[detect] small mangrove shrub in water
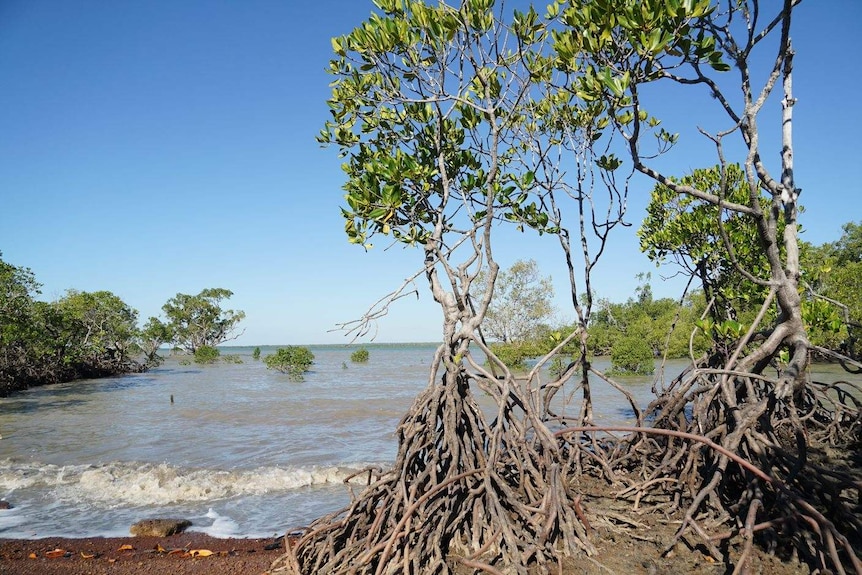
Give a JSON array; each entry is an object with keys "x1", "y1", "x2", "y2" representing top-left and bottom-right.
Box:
[
  {"x1": 350, "y1": 348, "x2": 370, "y2": 363},
  {"x1": 252, "y1": 346, "x2": 261, "y2": 360},
  {"x1": 193, "y1": 345, "x2": 220, "y2": 365},
  {"x1": 264, "y1": 346, "x2": 315, "y2": 380}
]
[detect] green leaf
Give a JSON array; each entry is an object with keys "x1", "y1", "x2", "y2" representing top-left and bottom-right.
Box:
[
  {"x1": 709, "y1": 60, "x2": 731, "y2": 72},
  {"x1": 331, "y1": 37, "x2": 345, "y2": 56}
]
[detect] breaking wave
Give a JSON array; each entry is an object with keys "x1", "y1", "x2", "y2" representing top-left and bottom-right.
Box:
[{"x1": 0, "y1": 458, "x2": 374, "y2": 507}]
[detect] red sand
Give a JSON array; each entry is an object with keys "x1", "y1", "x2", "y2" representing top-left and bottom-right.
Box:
[{"x1": 0, "y1": 533, "x2": 285, "y2": 575}]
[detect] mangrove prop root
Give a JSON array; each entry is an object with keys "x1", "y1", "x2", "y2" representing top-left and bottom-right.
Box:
[
  {"x1": 272, "y1": 371, "x2": 594, "y2": 574},
  {"x1": 270, "y1": 359, "x2": 860, "y2": 574},
  {"x1": 556, "y1": 367, "x2": 862, "y2": 575}
]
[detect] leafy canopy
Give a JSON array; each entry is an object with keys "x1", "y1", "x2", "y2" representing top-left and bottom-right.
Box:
[
  {"x1": 0, "y1": 253, "x2": 41, "y2": 348},
  {"x1": 193, "y1": 345, "x2": 221, "y2": 365},
  {"x1": 1, "y1": 252, "x2": 145, "y2": 391},
  {"x1": 553, "y1": 0, "x2": 722, "y2": 139},
  {"x1": 639, "y1": 164, "x2": 776, "y2": 321},
  {"x1": 138, "y1": 317, "x2": 172, "y2": 366},
  {"x1": 162, "y1": 288, "x2": 245, "y2": 354},
  {"x1": 320, "y1": 0, "x2": 561, "y2": 250},
  {"x1": 56, "y1": 290, "x2": 140, "y2": 363}
]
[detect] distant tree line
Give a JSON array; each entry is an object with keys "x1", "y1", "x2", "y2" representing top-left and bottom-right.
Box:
[
  {"x1": 0, "y1": 252, "x2": 244, "y2": 395},
  {"x1": 490, "y1": 220, "x2": 862, "y2": 376}
]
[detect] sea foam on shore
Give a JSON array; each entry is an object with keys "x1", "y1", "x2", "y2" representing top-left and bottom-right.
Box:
[{"x1": 0, "y1": 458, "x2": 377, "y2": 538}]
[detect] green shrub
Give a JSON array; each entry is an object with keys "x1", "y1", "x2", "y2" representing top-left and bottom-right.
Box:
[
  {"x1": 264, "y1": 346, "x2": 315, "y2": 380},
  {"x1": 252, "y1": 346, "x2": 261, "y2": 360},
  {"x1": 221, "y1": 354, "x2": 243, "y2": 364},
  {"x1": 609, "y1": 335, "x2": 655, "y2": 375},
  {"x1": 350, "y1": 348, "x2": 370, "y2": 363},
  {"x1": 488, "y1": 341, "x2": 543, "y2": 371},
  {"x1": 193, "y1": 345, "x2": 220, "y2": 364}
]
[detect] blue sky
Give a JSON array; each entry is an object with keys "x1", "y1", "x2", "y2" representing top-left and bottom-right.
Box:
[{"x1": 1, "y1": 1, "x2": 860, "y2": 346}]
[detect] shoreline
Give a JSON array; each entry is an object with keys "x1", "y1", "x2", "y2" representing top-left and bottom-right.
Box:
[
  {"x1": 0, "y1": 533, "x2": 286, "y2": 575},
  {"x1": 0, "y1": 518, "x2": 813, "y2": 575}
]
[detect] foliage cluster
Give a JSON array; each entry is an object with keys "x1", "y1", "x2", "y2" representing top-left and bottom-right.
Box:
[
  {"x1": 470, "y1": 260, "x2": 556, "y2": 371},
  {"x1": 640, "y1": 208, "x2": 862, "y2": 363},
  {"x1": 264, "y1": 346, "x2": 315, "y2": 380},
  {"x1": 0, "y1": 251, "x2": 246, "y2": 395},
  {"x1": 584, "y1": 215, "x2": 862, "y2": 373},
  {"x1": 193, "y1": 345, "x2": 221, "y2": 365},
  {"x1": 350, "y1": 348, "x2": 370, "y2": 363},
  {"x1": 159, "y1": 288, "x2": 245, "y2": 354},
  {"x1": 125, "y1": 288, "x2": 245, "y2": 366},
  {"x1": 639, "y1": 164, "x2": 778, "y2": 325},
  {"x1": 0, "y1": 253, "x2": 144, "y2": 395},
  {"x1": 638, "y1": 165, "x2": 854, "y2": 358},
  {"x1": 800, "y1": 221, "x2": 862, "y2": 357},
  {"x1": 589, "y1": 286, "x2": 710, "y2": 373},
  {"x1": 487, "y1": 272, "x2": 710, "y2": 375},
  {"x1": 608, "y1": 335, "x2": 654, "y2": 375}
]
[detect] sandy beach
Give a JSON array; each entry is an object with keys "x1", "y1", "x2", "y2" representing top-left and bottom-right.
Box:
[{"x1": 0, "y1": 533, "x2": 286, "y2": 575}]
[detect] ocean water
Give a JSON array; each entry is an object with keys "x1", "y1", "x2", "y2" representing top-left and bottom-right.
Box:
[
  {"x1": 1, "y1": 345, "x2": 854, "y2": 539},
  {"x1": 0, "y1": 344, "x2": 436, "y2": 539}
]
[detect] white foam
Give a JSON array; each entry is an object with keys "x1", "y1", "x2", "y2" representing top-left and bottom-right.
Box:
[
  {"x1": 0, "y1": 460, "x2": 68, "y2": 491},
  {"x1": 0, "y1": 458, "x2": 374, "y2": 508},
  {"x1": 196, "y1": 508, "x2": 241, "y2": 537}
]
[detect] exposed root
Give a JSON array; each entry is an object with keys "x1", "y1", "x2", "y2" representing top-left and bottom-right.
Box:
[
  {"x1": 272, "y1": 368, "x2": 594, "y2": 574},
  {"x1": 556, "y1": 361, "x2": 862, "y2": 575},
  {"x1": 269, "y1": 344, "x2": 860, "y2": 575}
]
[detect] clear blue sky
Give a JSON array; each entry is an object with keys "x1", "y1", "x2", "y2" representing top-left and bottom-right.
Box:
[{"x1": 1, "y1": 1, "x2": 859, "y2": 345}]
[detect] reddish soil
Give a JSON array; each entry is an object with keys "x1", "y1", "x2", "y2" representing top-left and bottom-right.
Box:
[
  {"x1": 0, "y1": 491, "x2": 815, "y2": 575},
  {"x1": 0, "y1": 523, "x2": 812, "y2": 575},
  {"x1": 0, "y1": 533, "x2": 284, "y2": 575}
]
